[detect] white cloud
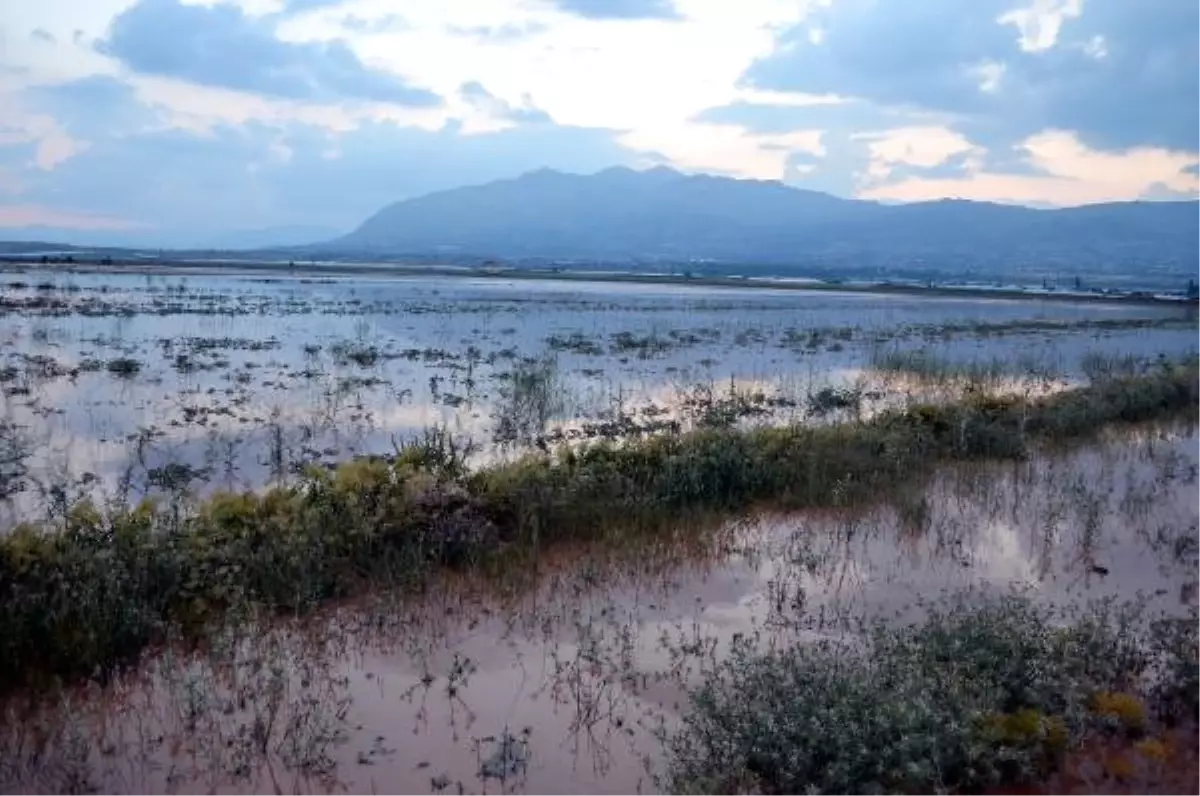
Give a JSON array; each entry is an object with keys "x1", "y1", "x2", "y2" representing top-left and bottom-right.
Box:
[
  {"x1": 996, "y1": 0, "x2": 1083, "y2": 53},
  {"x1": 620, "y1": 123, "x2": 824, "y2": 178},
  {"x1": 0, "y1": 0, "x2": 832, "y2": 182},
  {"x1": 734, "y1": 87, "x2": 845, "y2": 107},
  {"x1": 125, "y1": 74, "x2": 448, "y2": 135},
  {"x1": 859, "y1": 130, "x2": 1200, "y2": 205},
  {"x1": 853, "y1": 126, "x2": 982, "y2": 182},
  {"x1": 0, "y1": 100, "x2": 91, "y2": 170},
  {"x1": 1082, "y1": 34, "x2": 1107, "y2": 60},
  {"x1": 275, "y1": 0, "x2": 828, "y2": 176},
  {"x1": 972, "y1": 60, "x2": 1006, "y2": 93}
]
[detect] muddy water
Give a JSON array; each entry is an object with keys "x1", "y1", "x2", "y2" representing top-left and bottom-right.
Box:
[
  {"x1": 0, "y1": 270, "x2": 1195, "y2": 523},
  {"x1": 2, "y1": 428, "x2": 1197, "y2": 795}
]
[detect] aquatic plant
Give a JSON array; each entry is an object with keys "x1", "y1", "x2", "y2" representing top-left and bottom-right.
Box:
[
  {"x1": 105, "y1": 357, "x2": 142, "y2": 378},
  {"x1": 492, "y1": 356, "x2": 565, "y2": 445}
]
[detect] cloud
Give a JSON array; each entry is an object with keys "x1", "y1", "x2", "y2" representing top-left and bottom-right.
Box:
[
  {"x1": 551, "y1": 0, "x2": 680, "y2": 20},
  {"x1": 0, "y1": 203, "x2": 143, "y2": 230},
  {"x1": 28, "y1": 75, "x2": 160, "y2": 137},
  {"x1": 860, "y1": 130, "x2": 1199, "y2": 205},
  {"x1": 282, "y1": 0, "x2": 348, "y2": 11},
  {"x1": 458, "y1": 81, "x2": 553, "y2": 131},
  {"x1": 99, "y1": 0, "x2": 441, "y2": 106},
  {"x1": 997, "y1": 0, "x2": 1082, "y2": 53},
  {"x1": 0, "y1": 0, "x2": 1194, "y2": 238},
  {"x1": 0, "y1": 75, "x2": 633, "y2": 238},
  {"x1": 745, "y1": 0, "x2": 1199, "y2": 151},
  {"x1": 620, "y1": 122, "x2": 824, "y2": 179},
  {"x1": 0, "y1": 102, "x2": 90, "y2": 170},
  {"x1": 853, "y1": 126, "x2": 982, "y2": 182}
]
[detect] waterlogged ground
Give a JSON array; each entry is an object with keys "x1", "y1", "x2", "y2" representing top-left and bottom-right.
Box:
[
  {"x1": 0, "y1": 267, "x2": 1195, "y2": 523},
  {"x1": 4, "y1": 425, "x2": 1196, "y2": 794}
]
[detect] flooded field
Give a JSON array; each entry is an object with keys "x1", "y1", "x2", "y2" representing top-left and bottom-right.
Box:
[
  {"x1": 0, "y1": 268, "x2": 1195, "y2": 524},
  {"x1": 1, "y1": 267, "x2": 1197, "y2": 794},
  {"x1": 2, "y1": 424, "x2": 1196, "y2": 794}
]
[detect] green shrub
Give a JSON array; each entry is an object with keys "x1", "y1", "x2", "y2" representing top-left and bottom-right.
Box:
[{"x1": 665, "y1": 593, "x2": 1198, "y2": 794}]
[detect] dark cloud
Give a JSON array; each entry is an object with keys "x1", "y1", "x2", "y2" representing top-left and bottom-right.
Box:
[
  {"x1": 29, "y1": 76, "x2": 159, "y2": 137},
  {"x1": 31, "y1": 28, "x2": 55, "y2": 44},
  {"x1": 552, "y1": 0, "x2": 679, "y2": 20},
  {"x1": 751, "y1": 0, "x2": 1012, "y2": 113},
  {"x1": 98, "y1": 0, "x2": 440, "y2": 106},
  {"x1": 745, "y1": 0, "x2": 1198, "y2": 151}
]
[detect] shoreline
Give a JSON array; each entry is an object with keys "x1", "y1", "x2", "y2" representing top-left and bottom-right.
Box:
[{"x1": 1, "y1": 258, "x2": 1194, "y2": 308}]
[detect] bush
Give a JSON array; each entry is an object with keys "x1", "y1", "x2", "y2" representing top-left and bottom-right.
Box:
[{"x1": 665, "y1": 593, "x2": 1198, "y2": 794}]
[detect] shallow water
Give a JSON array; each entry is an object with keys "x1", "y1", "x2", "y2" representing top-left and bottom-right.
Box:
[
  {"x1": 5, "y1": 426, "x2": 1196, "y2": 794},
  {"x1": 0, "y1": 269, "x2": 1195, "y2": 523}
]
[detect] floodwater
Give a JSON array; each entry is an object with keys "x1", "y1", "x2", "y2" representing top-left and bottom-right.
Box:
[
  {"x1": 4, "y1": 425, "x2": 1196, "y2": 794},
  {"x1": 0, "y1": 268, "x2": 1195, "y2": 523}
]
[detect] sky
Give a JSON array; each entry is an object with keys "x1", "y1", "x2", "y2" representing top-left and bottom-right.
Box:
[{"x1": 0, "y1": 0, "x2": 1197, "y2": 243}]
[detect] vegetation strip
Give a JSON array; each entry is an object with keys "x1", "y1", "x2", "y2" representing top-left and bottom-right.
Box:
[{"x1": 1, "y1": 362, "x2": 1196, "y2": 694}]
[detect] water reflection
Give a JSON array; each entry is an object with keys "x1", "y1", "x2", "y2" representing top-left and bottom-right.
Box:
[{"x1": 0, "y1": 272, "x2": 1195, "y2": 523}]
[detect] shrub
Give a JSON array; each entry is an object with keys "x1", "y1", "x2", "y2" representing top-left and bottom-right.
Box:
[{"x1": 664, "y1": 593, "x2": 1198, "y2": 794}]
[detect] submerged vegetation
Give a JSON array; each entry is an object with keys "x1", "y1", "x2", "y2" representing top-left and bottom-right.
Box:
[{"x1": 0, "y1": 360, "x2": 1195, "y2": 696}]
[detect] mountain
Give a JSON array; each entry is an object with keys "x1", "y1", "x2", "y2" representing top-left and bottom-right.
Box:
[
  {"x1": 339, "y1": 166, "x2": 862, "y2": 260},
  {"x1": 336, "y1": 167, "x2": 1199, "y2": 278}
]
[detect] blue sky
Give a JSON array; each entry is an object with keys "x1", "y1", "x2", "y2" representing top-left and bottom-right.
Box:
[{"x1": 0, "y1": 0, "x2": 1196, "y2": 242}]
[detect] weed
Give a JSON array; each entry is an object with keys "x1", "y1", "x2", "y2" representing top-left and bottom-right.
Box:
[
  {"x1": 329, "y1": 340, "x2": 380, "y2": 368},
  {"x1": 106, "y1": 357, "x2": 142, "y2": 378},
  {"x1": 493, "y1": 357, "x2": 565, "y2": 445}
]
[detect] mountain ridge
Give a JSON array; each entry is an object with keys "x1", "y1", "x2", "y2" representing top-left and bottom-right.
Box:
[{"x1": 336, "y1": 167, "x2": 1198, "y2": 270}]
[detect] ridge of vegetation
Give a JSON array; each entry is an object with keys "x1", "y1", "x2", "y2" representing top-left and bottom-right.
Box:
[{"x1": 1, "y1": 361, "x2": 1196, "y2": 695}]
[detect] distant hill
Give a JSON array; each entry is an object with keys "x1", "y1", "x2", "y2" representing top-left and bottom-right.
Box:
[
  {"x1": 198, "y1": 225, "x2": 345, "y2": 250},
  {"x1": 336, "y1": 166, "x2": 1199, "y2": 278}
]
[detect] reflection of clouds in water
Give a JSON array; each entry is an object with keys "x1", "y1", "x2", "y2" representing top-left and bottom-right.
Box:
[{"x1": 974, "y1": 517, "x2": 1039, "y2": 583}]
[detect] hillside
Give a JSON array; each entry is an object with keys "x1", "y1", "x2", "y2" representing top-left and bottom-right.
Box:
[{"x1": 337, "y1": 167, "x2": 1199, "y2": 274}]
